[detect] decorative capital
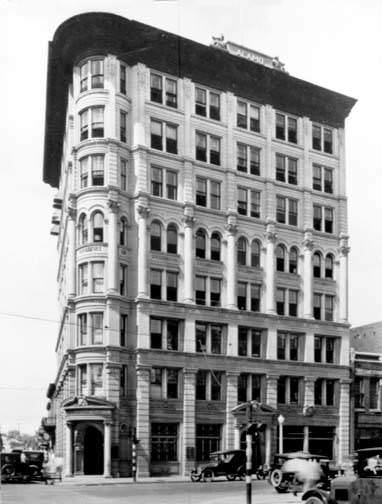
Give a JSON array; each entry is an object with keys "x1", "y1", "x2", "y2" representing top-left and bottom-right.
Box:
[
  {"x1": 183, "y1": 205, "x2": 195, "y2": 228},
  {"x1": 264, "y1": 220, "x2": 277, "y2": 243},
  {"x1": 304, "y1": 376, "x2": 316, "y2": 383},
  {"x1": 183, "y1": 368, "x2": 198, "y2": 376},
  {"x1": 302, "y1": 228, "x2": 314, "y2": 251},
  {"x1": 136, "y1": 204, "x2": 150, "y2": 219},
  {"x1": 68, "y1": 206, "x2": 76, "y2": 220},
  {"x1": 107, "y1": 199, "x2": 120, "y2": 213},
  {"x1": 266, "y1": 374, "x2": 279, "y2": 382},
  {"x1": 225, "y1": 213, "x2": 238, "y2": 235},
  {"x1": 339, "y1": 234, "x2": 350, "y2": 257}
]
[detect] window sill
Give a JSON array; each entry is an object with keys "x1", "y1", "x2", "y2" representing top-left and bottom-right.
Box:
[
  {"x1": 310, "y1": 148, "x2": 338, "y2": 160},
  {"x1": 76, "y1": 88, "x2": 109, "y2": 103},
  {"x1": 191, "y1": 113, "x2": 226, "y2": 128},
  {"x1": 147, "y1": 100, "x2": 183, "y2": 115},
  {"x1": 233, "y1": 126, "x2": 265, "y2": 139},
  {"x1": 272, "y1": 138, "x2": 303, "y2": 150}
]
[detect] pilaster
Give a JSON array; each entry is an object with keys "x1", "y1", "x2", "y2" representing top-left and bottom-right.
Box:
[
  {"x1": 338, "y1": 379, "x2": 351, "y2": 464},
  {"x1": 136, "y1": 201, "x2": 150, "y2": 298},
  {"x1": 182, "y1": 369, "x2": 197, "y2": 475},
  {"x1": 225, "y1": 372, "x2": 239, "y2": 450},
  {"x1": 225, "y1": 214, "x2": 238, "y2": 309},
  {"x1": 338, "y1": 234, "x2": 350, "y2": 323},
  {"x1": 303, "y1": 376, "x2": 316, "y2": 410},
  {"x1": 107, "y1": 195, "x2": 120, "y2": 295},
  {"x1": 302, "y1": 229, "x2": 314, "y2": 319},
  {"x1": 264, "y1": 220, "x2": 277, "y2": 314},
  {"x1": 266, "y1": 375, "x2": 278, "y2": 409},
  {"x1": 136, "y1": 366, "x2": 151, "y2": 477},
  {"x1": 182, "y1": 207, "x2": 195, "y2": 303}
]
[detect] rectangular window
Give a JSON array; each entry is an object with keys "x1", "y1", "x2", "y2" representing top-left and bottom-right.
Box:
[
  {"x1": 91, "y1": 155, "x2": 104, "y2": 186},
  {"x1": 250, "y1": 190, "x2": 261, "y2": 218},
  {"x1": 312, "y1": 125, "x2": 322, "y2": 150},
  {"x1": 196, "y1": 132, "x2": 220, "y2": 165},
  {"x1": 120, "y1": 364, "x2": 128, "y2": 397},
  {"x1": 150, "y1": 367, "x2": 162, "y2": 399},
  {"x1": 289, "y1": 199, "x2": 298, "y2": 226},
  {"x1": 237, "y1": 101, "x2": 261, "y2": 132},
  {"x1": 324, "y1": 207, "x2": 333, "y2": 233},
  {"x1": 78, "y1": 364, "x2": 87, "y2": 396},
  {"x1": 276, "y1": 196, "x2": 298, "y2": 226},
  {"x1": 120, "y1": 64, "x2": 126, "y2": 94},
  {"x1": 196, "y1": 370, "x2": 208, "y2": 400},
  {"x1": 196, "y1": 177, "x2": 207, "y2": 207},
  {"x1": 313, "y1": 125, "x2": 333, "y2": 154},
  {"x1": 119, "y1": 264, "x2": 127, "y2": 296},
  {"x1": 276, "y1": 113, "x2": 285, "y2": 140},
  {"x1": 313, "y1": 165, "x2": 322, "y2": 191},
  {"x1": 196, "y1": 323, "x2": 207, "y2": 353},
  {"x1": 313, "y1": 205, "x2": 322, "y2": 231},
  {"x1": 314, "y1": 336, "x2": 322, "y2": 363},
  {"x1": 91, "y1": 312, "x2": 103, "y2": 344},
  {"x1": 166, "y1": 170, "x2": 177, "y2": 200},
  {"x1": 277, "y1": 376, "x2": 286, "y2": 404},
  {"x1": 151, "y1": 166, "x2": 163, "y2": 197},
  {"x1": 250, "y1": 284, "x2": 261, "y2": 312},
  {"x1": 120, "y1": 314, "x2": 128, "y2": 346},
  {"x1": 289, "y1": 290, "x2": 298, "y2": 317},
  {"x1": 150, "y1": 73, "x2": 163, "y2": 104},
  {"x1": 324, "y1": 128, "x2": 333, "y2": 154},
  {"x1": 237, "y1": 187, "x2": 247, "y2": 216},
  {"x1": 313, "y1": 293, "x2": 322, "y2": 320},
  {"x1": 210, "y1": 136, "x2": 220, "y2": 165},
  {"x1": 165, "y1": 78, "x2": 177, "y2": 108},
  {"x1": 196, "y1": 177, "x2": 220, "y2": 209},
  {"x1": 276, "y1": 114, "x2": 298, "y2": 143},
  {"x1": 151, "y1": 423, "x2": 178, "y2": 462},
  {"x1": 210, "y1": 371, "x2": 222, "y2": 400},
  {"x1": 315, "y1": 379, "x2": 323, "y2": 405},
  {"x1": 166, "y1": 369, "x2": 178, "y2": 399},
  {"x1": 210, "y1": 278, "x2": 221, "y2": 307},
  {"x1": 166, "y1": 271, "x2": 178, "y2": 301},
  {"x1": 276, "y1": 288, "x2": 285, "y2": 315},
  {"x1": 150, "y1": 269, "x2": 162, "y2": 299},
  {"x1": 78, "y1": 263, "x2": 88, "y2": 294},
  {"x1": 120, "y1": 159, "x2": 127, "y2": 191},
  {"x1": 89, "y1": 364, "x2": 103, "y2": 396},
  {"x1": 166, "y1": 319, "x2": 179, "y2": 351},
  {"x1": 251, "y1": 330, "x2": 261, "y2": 357},
  {"x1": 325, "y1": 295, "x2": 334, "y2": 321},
  {"x1": 276, "y1": 196, "x2": 286, "y2": 224},
  {"x1": 80, "y1": 109, "x2": 89, "y2": 141},
  {"x1": 211, "y1": 325, "x2": 222, "y2": 354},
  {"x1": 237, "y1": 143, "x2": 260, "y2": 175},
  {"x1": 78, "y1": 313, "x2": 87, "y2": 346},
  {"x1": 326, "y1": 380, "x2": 335, "y2": 406},
  {"x1": 80, "y1": 157, "x2": 88, "y2": 188},
  {"x1": 354, "y1": 377, "x2": 364, "y2": 408},
  {"x1": 92, "y1": 262, "x2": 104, "y2": 293},
  {"x1": 313, "y1": 205, "x2": 334, "y2": 233},
  {"x1": 370, "y1": 378, "x2": 379, "y2": 409},
  {"x1": 238, "y1": 327, "x2": 247, "y2": 356},
  {"x1": 80, "y1": 62, "x2": 88, "y2": 92},
  {"x1": 288, "y1": 117, "x2": 297, "y2": 143},
  {"x1": 313, "y1": 165, "x2": 333, "y2": 194},
  {"x1": 237, "y1": 282, "x2": 247, "y2": 310},
  {"x1": 91, "y1": 107, "x2": 104, "y2": 138},
  {"x1": 90, "y1": 59, "x2": 104, "y2": 89},
  {"x1": 120, "y1": 111, "x2": 127, "y2": 142},
  {"x1": 195, "y1": 87, "x2": 220, "y2": 120},
  {"x1": 290, "y1": 377, "x2": 299, "y2": 403},
  {"x1": 150, "y1": 318, "x2": 162, "y2": 349},
  {"x1": 166, "y1": 124, "x2": 178, "y2": 154},
  {"x1": 151, "y1": 120, "x2": 178, "y2": 154},
  {"x1": 238, "y1": 374, "x2": 247, "y2": 403},
  {"x1": 210, "y1": 180, "x2": 221, "y2": 210},
  {"x1": 196, "y1": 424, "x2": 221, "y2": 461},
  {"x1": 195, "y1": 276, "x2": 206, "y2": 305},
  {"x1": 277, "y1": 333, "x2": 286, "y2": 360},
  {"x1": 326, "y1": 337, "x2": 335, "y2": 363}
]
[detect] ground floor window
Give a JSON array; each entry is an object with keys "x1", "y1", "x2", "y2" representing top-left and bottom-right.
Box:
[
  {"x1": 308, "y1": 426, "x2": 334, "y2": 458},
  {"x1": 151, "y1": 423, "x2": 178, "y2": 462},
  {"x1": 356, "y1": 428, "x2": 382, "y2": 449},
  {"x1": 282, "y1": 426, "x2": 304, "y2": 453},
  {"x1": 196, "y1": 424, "x2": 221, "y2": 461}
]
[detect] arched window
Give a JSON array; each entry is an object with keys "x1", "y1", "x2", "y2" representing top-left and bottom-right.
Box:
[
  {"x1": 119, "y1": 217, "x2": 127, "y2": 246},
  {"x1": 150, "y1": 221, "x2": 162, "y2": 251},
  {"x1": 325, "y1": 254, "x2": 334, "y2": 279},
  {"x1": 195, "y1": 229, "x2": 206, "y2": 258},
  {"x1": 79, "y1": 214, "x2": 88, "y2": 245},
  {"x1": 251, "y1": 240, "x2": 261, "y2": 268},
  {"x1": 276, "y1": 245, "x2": 285, "y2": 271},
  {"x1": 167, "y1": 224, "x2": 177, "y2": 254},
  {"x1": 237, "y1": 237, "x2": 247, "y2": 266},
  {"x1": 289, "y1": 247, "x2": 298, "y2": 274},
  {"x1": 313, "y1": 252, "x2": 322, "y2": 278},
  {"x1": 93, "y1": 212, "x2": 104, "y2": 242},
  {"x1": 211, "y1": 233, "x2": 221, "y2": 261}
]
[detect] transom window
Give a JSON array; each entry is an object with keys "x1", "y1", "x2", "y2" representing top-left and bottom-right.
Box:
[
  {"x1": 276, "y1": 196, "x2": 298, "y2": 226},
  {"x1": 79, "y1": 107, "x2": 104, "y2": 141},
  {"x1": 151, "y1": 166, "x2": 178, "y2": 200},
  {"x1": 150, "y1": 72, "x2": 178, "y2": 108},
  {"x1": 275, "y1": 113, "x2": 298, "y2": 144},
  {"x1": 237, "y1": 143, "x2": 260, "y2": 175},
  {"x1": 195, "y1": 87, "x2": 220, "y2": 120},
  {"x1": 79, "y1": 59, "x2": 104, "y2": 92},
  {"x1": 195, "y1": 132, "x2": 221, "y2": 165},
  {"x1": 312, "y1": 124, "x2": 333, "y2": 154},
  {"x1": 150, "y1": 119, "x2": 178, "y2": 154},
  {"x1": 276, "y1": 154, "x2": 298, "y2": 185},
  {"x1": 313, "y1": 165, "x2": 333, "y2": 193},
  {"x1": 237, "y1": 100, "x2": 260, "y2": 132}
]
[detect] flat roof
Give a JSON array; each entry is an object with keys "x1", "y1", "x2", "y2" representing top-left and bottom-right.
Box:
[{"x1": 43, "y1": 12, "x2": 357, "y2": 187}]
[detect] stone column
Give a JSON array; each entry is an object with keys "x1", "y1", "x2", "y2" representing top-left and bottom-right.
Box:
[
  {"x1": 225, "y1": 372, "x2": 239, "y2": 450},
  {"x1": 136, "y1": 203, "x2": 150, "y2": 298},
  {"x1": 136, "y1": 366, "x2": 150, "y2": 477},
  {"x1": 338, "y1": 379, "x2": 351, "y2": 465},
  {"x1": 65, "y1": 421, "x2": 73, "y2": 476},
  {"x1": 234, "y1": 418, "x2": 241, "y2": 450},
  {"x1": 182, "y1": 369, "x2": 197, "y2": 476},
  {"x1": 132, "y1": 64, "x2": 146, "y2": 147},
  {"x1": 303, "y1": 376, "x2": 316, "y2": 411},
  {"x1": 225, "y1": 214, "x2": 238, "y2": 309},
  {"x1": 182, "y1": 209, "x2": 195, "y2": 304},
  {"x1": 266, "y1": 375, "x2": 278, "y2": 409},
  {"x1": 303, "y1": 425, "x2": 309, "y2": 453},
  {"x1": 103, "y1": 421, "x2": 112, "y2": 477},
  {"x1": 107, "y1": 197, "x2": 120, "y2": 294},
  {"x1": 302, "y1": 229, "x2": 314, "y2": 319},
  {"x1": 338, "y1": 234, "x2": 350, "y2": 323},
  {"x1": 264, "y1": 221, "x2": 277, "y2": 314},
  {"x1": 265, "y1": 426, "x2": 272, "y2": 467},
  {"x1": 67, "y1": 203, "x2": 77, "y2": 299}
]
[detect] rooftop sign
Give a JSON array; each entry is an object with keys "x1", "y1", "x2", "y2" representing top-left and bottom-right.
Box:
[{"x1": 211, "y1": 35, "x2": 286, "y2": 72}]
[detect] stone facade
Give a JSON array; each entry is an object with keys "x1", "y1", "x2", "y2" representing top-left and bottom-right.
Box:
[{"x1": 41, "y1": 13, "x2": 355, "y2": 477}]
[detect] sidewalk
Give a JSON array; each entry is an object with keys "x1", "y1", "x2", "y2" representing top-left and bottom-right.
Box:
[{"x1": 60, "y1": 475, "x2": 189, "y2": 485}]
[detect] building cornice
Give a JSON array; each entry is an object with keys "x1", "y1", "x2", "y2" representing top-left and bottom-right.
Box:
[{"x1": 43, "y1": 12, "x2": 356, "y2": 188}]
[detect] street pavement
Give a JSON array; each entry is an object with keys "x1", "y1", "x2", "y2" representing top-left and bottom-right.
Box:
[{"x1": 0, "y1": 479, "x2": 303, "y2": 504}]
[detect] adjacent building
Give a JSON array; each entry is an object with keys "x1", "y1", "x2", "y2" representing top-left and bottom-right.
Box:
[
  {"x1": 41, "y1": 12, "x2": 356, "y2": 477},
  {"x1": 350, "y1": 322, "x2": 382, "y2": 451}
]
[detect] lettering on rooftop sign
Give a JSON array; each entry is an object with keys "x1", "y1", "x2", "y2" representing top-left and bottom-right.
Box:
[{"x1": 211, "y1": 34, "x2": 286, "y2": 72}]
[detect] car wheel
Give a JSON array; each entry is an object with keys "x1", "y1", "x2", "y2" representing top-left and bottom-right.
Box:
[
  {"x1": 1, "y1": 464, "x2": 14, "y2": 476},
  {"x1": 202, "y1": 469, "x2": 214, "y2": 482},
  {"x1": 269, "y1": 468, "x2": 283, "y2": 487},
  {"x1": 238, "y1": 471, "x2": 246, "y2": 481},
  {"x1": 305, "y1": 497, "x2": 324, "y2": 504},
  {"x1": 226, "y1": 473, "x2": 236, "y2": 481},
  {"x1": 190, "y1": 473, "x2": 200, "y2": 482}
]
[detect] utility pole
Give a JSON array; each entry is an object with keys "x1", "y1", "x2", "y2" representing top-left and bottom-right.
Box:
[{"x1": 245, "y1": 403, "x2": 253, "y2": 504}]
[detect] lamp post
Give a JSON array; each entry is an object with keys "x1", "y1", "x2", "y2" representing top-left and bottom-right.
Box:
[{"x1": 278, "y1": 414, "x2": 285, "y2": 454}]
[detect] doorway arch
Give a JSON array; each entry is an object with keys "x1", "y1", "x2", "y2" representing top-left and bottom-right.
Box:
[{"x1": 83, "y1": 424, "x2": 104, "y2": 475}]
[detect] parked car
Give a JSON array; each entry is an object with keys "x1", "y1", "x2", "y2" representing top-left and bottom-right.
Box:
[
  {"x1": 302, "y1": 447, "x2": 382, "y2": 504},
  {"x1": 23, "y1": 450, "x2": 45, "y2": 480},
  {"x1": 1, "y1": 450, "x2": 45, "y2": 483},
  {"x1": 191, "y1": 449, "x2": 247, "y2": 482},
  {"x1": 269, "y1": 451, "x2": 338, "y2": 493}
]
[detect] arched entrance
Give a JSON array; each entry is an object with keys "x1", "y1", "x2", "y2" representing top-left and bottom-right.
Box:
[{"x1": 83, "y1": 425, "x2": 104, "y2": 475}]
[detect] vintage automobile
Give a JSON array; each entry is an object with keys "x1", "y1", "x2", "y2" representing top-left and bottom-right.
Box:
[
  {"x1": 23, "y1": 450, "x2": 45, "y2": 480},
  {"x1": 190, "y1": 449, "x2": 247, "y2": 482},
  {"x1": 301, "y1": 447, "x2": 382, "y2": 504},
  {"x1": 269, "y1": 451, "x2": 338, "y2": 493},
  {"x1": 1, "y1": 450, "x2": 45, "y2": 482}
]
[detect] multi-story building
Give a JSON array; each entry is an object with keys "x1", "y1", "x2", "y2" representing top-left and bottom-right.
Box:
[
  {"x1": 42, "y1": 12, "x2": 356, "y2": 477},
  {"x1": 350, "y1": 322, "x2": 382, "y2": 451}
]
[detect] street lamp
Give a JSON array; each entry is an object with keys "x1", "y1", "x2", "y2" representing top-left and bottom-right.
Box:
[{"x1": 277, "y1": 414, "x2": 285, "y2": 454}]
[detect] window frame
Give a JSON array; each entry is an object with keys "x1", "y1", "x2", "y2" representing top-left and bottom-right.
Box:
[
  {"x1": 150, "y1": 72, "x2": 178, "y2": 109},
  {"x1": 275, "y1": 112, "x2": 298, "y2": 144},
  {"x1": 195, "y1": 132, "x2": 221, "y2": 166},
  {"x1": 236, "y1": 99, "x2": 260, "y2": 133},
  {"x1": 195, "y1": 86, "x2": 221, "y2": 121},
  {"x1": 150, "y1": 119, "x2": 178, "y2": 154}
]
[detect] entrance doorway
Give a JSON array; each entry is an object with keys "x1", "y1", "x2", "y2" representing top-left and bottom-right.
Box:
[
  {"x1": 83, "y1": 425, "x2": 104, "y2": 475},
  {"x1": 240, "y1": 430, "x2": 265, "y2": 469}
]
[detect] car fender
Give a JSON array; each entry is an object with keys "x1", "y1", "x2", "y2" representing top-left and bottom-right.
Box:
[{"x1": 301, "y1": 488, "x2": 330, "y2": 503}]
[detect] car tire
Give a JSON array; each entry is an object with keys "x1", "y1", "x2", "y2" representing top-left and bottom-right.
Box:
[
  {"x1": 226, "y1": 473, "x2": 236, "y2": 481},
  {"x1": 202, "y1": 469, "x2": 214, "y2": 482},
  {"x1": 305, "y1": 497, "x2": 324, "y2": 504},
  {"x1": 1, "y1": 464, "x2": 15, "y2": 476},
  {"x1": 269, "y1": 468, "x2": 283, "y2": 487}
]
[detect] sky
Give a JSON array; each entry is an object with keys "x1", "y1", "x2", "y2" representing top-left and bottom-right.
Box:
[{"x1": 0, "y1": 0, "x2": 381, "y2": 434}]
